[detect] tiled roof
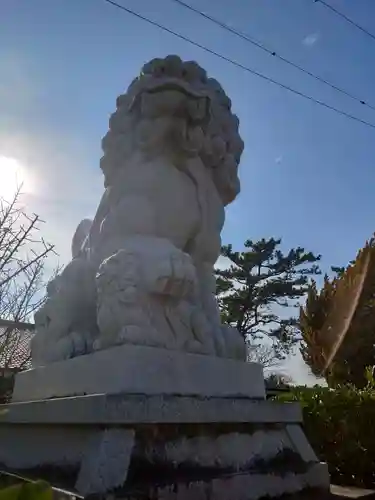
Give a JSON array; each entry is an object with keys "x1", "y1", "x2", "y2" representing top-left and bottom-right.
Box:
[{"x1": 0, "y1": 328, "x2": 33, "y2": 369}]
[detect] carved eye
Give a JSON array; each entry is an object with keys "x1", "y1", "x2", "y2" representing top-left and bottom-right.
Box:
[
  {"x1": 155, "y1": 66, "x2": 165, "y2": 76},
  {"x1": 153, "y1": 64, "x2": 165, "y2": 78}
]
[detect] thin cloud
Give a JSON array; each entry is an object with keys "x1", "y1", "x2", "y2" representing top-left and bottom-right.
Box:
[
  {"x1": 302, "y1": 33, "x2": 320, "y2": 47},
  {"x1": 275, "y1": 155, "x2": 283, "y2": 165}
]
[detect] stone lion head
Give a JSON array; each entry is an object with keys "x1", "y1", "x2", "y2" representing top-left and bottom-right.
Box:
[{"x1": 100, "y1": 55, "x2": 244, "y2": 206}]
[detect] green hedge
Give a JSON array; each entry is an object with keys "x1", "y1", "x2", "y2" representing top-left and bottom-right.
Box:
[
  {"x1": 277, "y1": 384, "x2": 375, "y2": 488},
  {"x1": 0, "y1": 480, "x2": 52, "y2": 500}
]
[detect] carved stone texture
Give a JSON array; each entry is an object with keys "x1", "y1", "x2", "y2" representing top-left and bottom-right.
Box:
[
  {"x1": 31, "y1": 55, "x2": 245, "y2": 366},
  {"x1": 75, "y1": 428, "x2": 135, "y2": 496}
]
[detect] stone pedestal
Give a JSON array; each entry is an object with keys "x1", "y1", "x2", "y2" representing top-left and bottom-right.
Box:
[
  {"x1": 0, "y1": 346, "x2": 329, "y2": 499},
  {"x1": 12, "y1": 345, "x2": 265, "y2": 402}
]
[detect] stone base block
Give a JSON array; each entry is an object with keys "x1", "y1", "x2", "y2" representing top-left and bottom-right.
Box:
[
  {"x1": 12, "y1": 345, "x2": 265, "y2": 402},
  {"x1": 0, "y1": 394, "x2": 330, "y2": 498}
]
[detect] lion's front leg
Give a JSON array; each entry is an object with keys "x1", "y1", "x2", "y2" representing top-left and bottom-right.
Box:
[
  {"x1": 95, "y1": 235, "x2": 217, "y2": 352},
  {"x1": 95, "y1": 246, "x2": 160, "y2": 351}
]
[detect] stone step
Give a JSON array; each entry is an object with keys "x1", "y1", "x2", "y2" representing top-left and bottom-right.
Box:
[
  {"x1": 0, "y1": 393, "x2": 302, "y2": 425},
  {"x1": 330, "y1": 485, "x2": 375, "y2": 499}
]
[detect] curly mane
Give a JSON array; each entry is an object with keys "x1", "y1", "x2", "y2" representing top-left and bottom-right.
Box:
[{"x1": 100, "y1": 55, "x2": 244, "y2": 206}]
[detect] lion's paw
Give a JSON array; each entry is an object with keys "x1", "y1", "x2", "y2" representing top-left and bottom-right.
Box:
[
  {"x1": 221, "y1": 325, "x2": 246, "y2": 361},
  {"x1": 118, "y1": 325, "x2": 163, "y2": 348},
  {"x1": 155, "y1": 250, "x2": 197, "y2": 299}
]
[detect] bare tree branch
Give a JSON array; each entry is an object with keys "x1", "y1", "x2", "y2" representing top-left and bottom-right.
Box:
[{"x1": 0, "y1": 189, "x2": 55, "y2": 370}]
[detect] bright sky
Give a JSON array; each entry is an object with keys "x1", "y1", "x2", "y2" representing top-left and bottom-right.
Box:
[{"x1": 1, "y1": 0, "x2": 375, "y2": 384}]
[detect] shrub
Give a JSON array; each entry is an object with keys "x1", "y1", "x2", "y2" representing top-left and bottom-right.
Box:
[
  {"x1": 277, "y1": 384, "x2": 375, "y2": 488},
  {"x1": 0, "y1": 480, "x2": 52, "y2": 500}
]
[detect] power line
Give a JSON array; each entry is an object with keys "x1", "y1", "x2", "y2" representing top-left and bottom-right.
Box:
[
  {"x1": 170, "y1": 0, "x2": 375, "y2": 112},
  {"x1": 102, "y1": 0, "x2": 375, "y2": 131},
  {"x1": 315, "y1": 0, "x2": 375, "y2": 43}
]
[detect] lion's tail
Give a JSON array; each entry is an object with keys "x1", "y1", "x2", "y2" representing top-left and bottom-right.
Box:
[{"x1": 71, "y1": 218, "x2": 93, "y2": 259}]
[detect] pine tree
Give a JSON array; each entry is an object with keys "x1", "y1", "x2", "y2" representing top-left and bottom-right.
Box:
[
  {"x1": 216, "y1": 237, "x2": 321, "y2": 365},
  {"x1": 299, "y1": 276, "x2": 338, "y2": 378},
  {"x1": 300, "y1": 237, "x2": 375, "y2": 387}
]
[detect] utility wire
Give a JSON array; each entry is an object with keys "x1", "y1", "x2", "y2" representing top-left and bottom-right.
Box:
[
  {"x1": 170, "y1": 0, "x2": 375, "y2": 112},
  {"x1": 102, "y1": 0, "x2": 375, "y2": 131},
  {"x1": 314, "y1": 0, "x2": 375, "y2": 43}
]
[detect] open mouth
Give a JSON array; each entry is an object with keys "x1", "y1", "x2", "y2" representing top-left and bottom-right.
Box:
[
  {"x1": 130, "y1": 75, "x2": 211, "y2": 102},
  {"x1": 127, "y1": 78, "x2": 211, "y2": 126}
]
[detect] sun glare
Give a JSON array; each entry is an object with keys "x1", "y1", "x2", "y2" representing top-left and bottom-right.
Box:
[{"x1": 0, "y1": 156, "x2": 30, "y2": 201}]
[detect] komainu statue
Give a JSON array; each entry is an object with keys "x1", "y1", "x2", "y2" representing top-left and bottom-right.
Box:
[{"x1": 31, "y1": 55, "x2": 246, "y2": 366}]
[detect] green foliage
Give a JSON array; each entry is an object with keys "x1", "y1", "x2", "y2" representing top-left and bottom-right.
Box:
[
  {"x1": 277, "y1": 384, "x2": 375, "y2": 488},
  {"x1": 300, "y1": 236, "x2": 375, "y2": 388},
  {"x1": 299, "y1": 276, "x2": 337, "y2": 378},
  {"x1": 0, "y1": 481, "x2": 52, "y2": 500},
  {"x1": 216, "y1": 237, "x2": 321, "y2": 364}
]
